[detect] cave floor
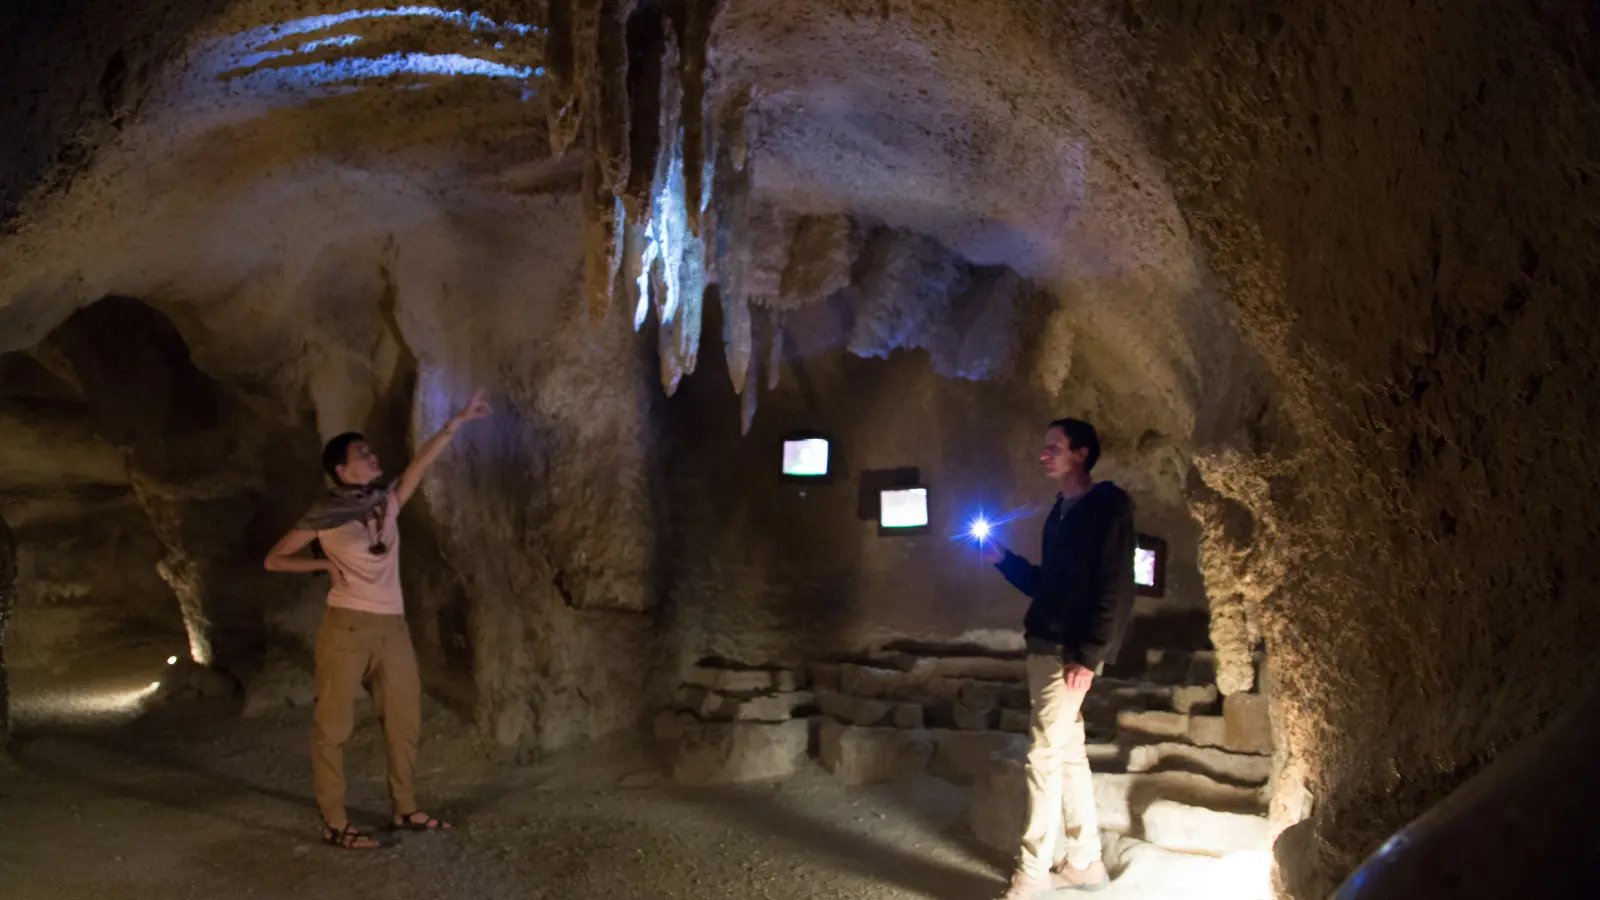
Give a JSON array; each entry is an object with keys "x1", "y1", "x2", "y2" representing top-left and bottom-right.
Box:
[{"x1": 0, "y1": 672, "x2": 1261, "y2": 900}]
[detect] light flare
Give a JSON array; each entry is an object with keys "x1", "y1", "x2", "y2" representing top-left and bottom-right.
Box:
[{"x1": 949, "y1": 504, "x2": 1039, "y2": 550}]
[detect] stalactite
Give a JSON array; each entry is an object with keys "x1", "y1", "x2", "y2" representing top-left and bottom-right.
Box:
[
  {"x1": 723, "y1": 87, "x2": 751, "y2": 172},
  {"x1": 651, "y1": 253, "x2": 684, "y2": 395},
  {"x1": 739, "y1": 307, "x2": 765, "y2": 435},
  {"x1": 567, "y1": 1, "x2": 601, "y2": 151},
  {"x1": 723, "y1": 286, "x2": 752, "y2": 394},
  {"x1": 712, "y1": 91, "x2": 752, "y2": 396},
  {"x1": 766, "y1": 309, "x2": 783, "y2": 391},
  {"x1": 623, "y1": 216, "x2": 650, "y2": 331},
  {"x1": 678, "y1": 0, "x2": 715, "y2": 237},
  {"x1": 593, "y1": 0, "x2": 634, "y2": 193},
  {"x1": 581, "y1": 129, "x2": 622, "y2": 321},
  {"x1": 621, "y1": 2, "x2": 664, "y2": 222},
  {"x1": 562, "y1": 0, "x2": 722, "y2": 405},
  {"x1": 543, "y1": 0, "x2": 579, "y2": 156}
]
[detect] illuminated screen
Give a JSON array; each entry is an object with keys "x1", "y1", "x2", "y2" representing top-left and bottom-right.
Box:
[
  {"x1": 879, "y1": 488, "x2": 929, "y2": 529},
  {"x1": 1135, "y1": 546, "x2": 1158, "y2": 588},
  {"x1": 782, "y1": 438, "x2": 830, "y2": 478}
]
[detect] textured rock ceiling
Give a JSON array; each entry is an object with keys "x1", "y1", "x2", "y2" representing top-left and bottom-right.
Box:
[
  {"x1": 2, "y1": 2, "x2": 1598, "y2": 898},
  {"x1": 0, "y1": 0, "x2": 1240, "y2": 443}
]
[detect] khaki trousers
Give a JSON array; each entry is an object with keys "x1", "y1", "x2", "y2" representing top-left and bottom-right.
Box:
[
  {"x1": 312, "y1": 607, "x2": 421, "y2": 825},
  {"x1": 1018, "y1": 653, "x2": 1102, "y2": 876}
]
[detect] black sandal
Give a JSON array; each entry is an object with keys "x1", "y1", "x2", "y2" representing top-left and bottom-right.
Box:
[
  {"x1": 322, "y1": 821, "x2": 384, "y2": 850},
  {"x1": 390, "y1": 810, "x2": 453, "y2": 832}
]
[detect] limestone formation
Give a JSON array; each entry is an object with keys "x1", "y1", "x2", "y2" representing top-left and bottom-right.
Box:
[
  {"x1": 0, "y1": 2, "x2": 1594, "y2": 895},
  {"x1": 818, "y1": 720, "x2": 935, "y2": 786}
]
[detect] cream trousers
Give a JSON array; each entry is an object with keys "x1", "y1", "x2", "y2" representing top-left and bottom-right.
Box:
[{"x1": 1018, "y1": 653, "x2": 1102, "y2": 875}]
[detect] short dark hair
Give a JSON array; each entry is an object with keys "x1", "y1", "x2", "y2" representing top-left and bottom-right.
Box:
[
  {"x1": 1047, "y1": 418, "x2": 1101, "y2": 471},
  {"x1": 321, "y1": 432, "x2": 365, "y2": 484}
]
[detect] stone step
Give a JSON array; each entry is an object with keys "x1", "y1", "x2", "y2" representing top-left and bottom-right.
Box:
[
  {"x1": 1119, "y1": 703, "x2": 1275, "y2": 755},
  {"x1": 682, "y1": 662, "x2": 806, "y2": 695},
  {"x1": 670, "y1": 719, "x2": 811, "y2": 786},
  {"x1": 1125, "y1": 742, "x2": 1272, "y2": 786},
  {"x1": 815, "y1": 722, "x2": 1122, "y2": 786},
  {"x1": 969, "y1": 759, "x2": 1267, "y2": 858},
  {"x1": 674, "y1": 686, "x2": 817, "y2": 722},
  {"x1": 1140, "y1": 800, "x2": 1274, "y2": 857}
]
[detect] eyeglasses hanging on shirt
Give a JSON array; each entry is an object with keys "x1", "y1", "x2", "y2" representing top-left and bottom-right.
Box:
[{"x1": 365, "y1": 504, "x2": 390, "y2": 557}]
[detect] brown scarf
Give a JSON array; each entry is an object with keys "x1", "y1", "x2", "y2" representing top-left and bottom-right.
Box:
[{"x1": 294, "y1": 482, "x2": 391, "y2": 532}]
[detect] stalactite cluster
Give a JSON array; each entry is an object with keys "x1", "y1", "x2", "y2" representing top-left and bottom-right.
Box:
[{"x1": 548, "y1": 0, "x2": 789, "y2": 432}]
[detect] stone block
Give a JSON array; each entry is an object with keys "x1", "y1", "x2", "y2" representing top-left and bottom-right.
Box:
[
  {"x1": 999, "y1": 708, "x2": 1031, "y2": 734},
  {"x1": 1125, "y1": 742, "x2": 1272, "y2": 785},
  {"x1": 866, "y1": 650, "x2": 921, "y2": 671},
  {"x1": 840, "y1": 661, "x2": 935, "y2": 699},
  {"x1": 1095, "y1": 771, "x2": 1267, "y2": 835},
  {"x1": 892, "y1": 702, "x2": 924, "y2": 729},
  {"x1": 696, "y1": 691, "x2": 738, "y2": 721},
  {"x1": 684, "y1": 666, "x2": 774, "y2": 695},
  {"x1": 1186, "y1": 651, "x2": 1218, "y2": 686},
  {"x1": 932, "y1": 729, "x2": 1027, "y2": 784},
  {"x1": 819, "y1": 721, "x2": 935, "y2": 785},
  {"x1": 808, "y1": 662, "x2": 842, "y2": 692},
  {"x1": 733, "y1": 691, "x2": 816, "y2": 722},
  {"x1": 957, "y1": 680, "x2": 1003, "y2": 708},
  {"x1": 969, "y1": 758, "x2": 1269, "y2": 858},
  {"x1": 927, "y1": 656, "x2": 1028, "y2": 682},
  {"x1": 1189, "y1": 715, "x2": 1227, "y2": 748},
  {"x1": 1117, "y1": 709, "x2": 1190, "y2": 740},
  {"x1": 1140, "y1": 800, "x2": 1273, "y2": 856},
  {"x1": 1145, "y1": 649, "x2": 1191, "y2": 685},
  {"x1": 672, "y1": 720, "x2": 809, "y2": 786},
  {"x1": 816, "y1": 690, "x2": 894, "y2": 726},
  {"x1": 773, "y1": 669, "x2": 805, "y2": 692},
  {"x1": 1223, "y1": 693, "x2": 1273, "y2": 754},
  {"x1": 953, "y1": 702, "x2": 997, "y2": 731},
  {"x1": 1107, "y1": 682, "x2": 1175, "y2": 711},
  {"x1": 1171, "y1": 684, "x2": 1220, "y2": 714},
  {"x1": 997, "y1": 683, "x2": 1031, "y2": 709}
]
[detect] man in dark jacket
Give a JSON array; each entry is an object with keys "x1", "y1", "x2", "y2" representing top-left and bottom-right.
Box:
[{"x1": 983, "y1": 418, "x2": 1136, "y2": 898}]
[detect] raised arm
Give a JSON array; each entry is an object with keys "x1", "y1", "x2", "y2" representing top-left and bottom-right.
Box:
[{"x1": 395, "y1": 388, "x2": 491, "y2": 508}]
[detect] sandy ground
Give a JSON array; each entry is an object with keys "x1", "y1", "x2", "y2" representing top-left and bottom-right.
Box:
[{"x1": 0, "y1": 656, "x2": 1268, "y2": 900}]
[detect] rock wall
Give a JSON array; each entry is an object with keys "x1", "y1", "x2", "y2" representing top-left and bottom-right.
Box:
[
  {"x1": 662, "y1": 292, "x2": 1213, "y2": 670},
  {"x1": 1101, "y1": 1, "x2": 1600, "y2": 891},
  {"x1": 0, "y1": 2, "x2": 1595, "y2": 894}
]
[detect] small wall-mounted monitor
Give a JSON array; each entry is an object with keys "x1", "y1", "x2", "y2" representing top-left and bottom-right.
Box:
[
  {"x1": 781, "y1": 434, "x2": 831, "y2": 482},
  {"x1": 879, "y1": 486, "x2": 930, "y2": 535},
  {"x1": 1135, "y1": 533, "x2": 1168, "y2": 598}
]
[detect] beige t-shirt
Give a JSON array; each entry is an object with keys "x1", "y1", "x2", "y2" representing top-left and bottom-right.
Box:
[{"x1": 317, "y1": 491, "x2": 404, "y2": 617}]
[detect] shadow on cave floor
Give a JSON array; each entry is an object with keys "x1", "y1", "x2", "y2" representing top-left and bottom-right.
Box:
[{"x1": 0, "y1": 697, "x2": 1008, "y2": 900}]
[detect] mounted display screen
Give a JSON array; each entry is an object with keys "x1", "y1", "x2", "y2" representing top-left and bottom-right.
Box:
[
  {"x1": 781, "y1": 437, "x2": 831, "y2": 479},
  {"x1": 879, "y1": 487, "x2": 929, "y2": 533}
]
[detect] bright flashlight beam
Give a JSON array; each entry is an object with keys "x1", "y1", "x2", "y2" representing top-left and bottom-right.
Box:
[{"x1": 949, "y1": 504, "x2": 1041, "y2": 548}]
